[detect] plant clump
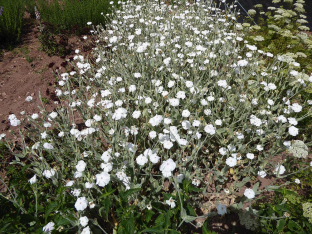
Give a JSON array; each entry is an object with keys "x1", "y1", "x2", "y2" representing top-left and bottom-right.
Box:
[{"x1": 0, "y1": 0, "x2": 312, "y2": 233}]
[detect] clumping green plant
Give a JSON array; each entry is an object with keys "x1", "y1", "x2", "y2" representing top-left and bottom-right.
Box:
[
  {"x1": 1, "y1": 0, "x2": 312, "y2": 233},
  {"x1": 0, "y1": 0, "x2": 25, "y2": 50},
  {"x1": 253, "y1": 187, "x2": 312, "y2": 233},
  {"x1": 33, "y1": 0, "x2": 127, "y2": 37}
]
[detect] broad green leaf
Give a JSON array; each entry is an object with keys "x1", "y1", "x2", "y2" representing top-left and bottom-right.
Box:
[
  {"x1": 145, "y1": 209, "x2": 155, "y2": 223},
  {"x1": 54, "y1": 215, "x2": 71, "y2": 226},
  {"x1": 164, "y1": 210, "x2": 171, "y2": 229},
  {"x1": 45, "y1": 201, "x2": 58, "y2": 220},
  {"x1": 120, "y1": 188, "x2": 141, "y2": 201},
  {"x1": 202, "y1": 218, "x2": 217, "y2": 234},
  {"x1": 186, "y1": 203, "x2": 196, "y2": 216},
  {"x1": 99, "y1": 188, "x2": 116, "y2": 199},
  {"x1": 252, "y1": 182, "x2": 260, "y2": 193},
  {"x1": 121, "y1": 217, "x2": 135, "y2": 234},
  {"x1": 277, "y1": 219, "x2": 285, "y2": 231},
  {"x1": 140, "y1": 222, "x2": 165, "y2": 233}
]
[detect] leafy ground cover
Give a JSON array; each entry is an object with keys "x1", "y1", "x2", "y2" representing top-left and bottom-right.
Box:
[{"x1": 0, "y1": 0, "x2": 312, "y2": 233}]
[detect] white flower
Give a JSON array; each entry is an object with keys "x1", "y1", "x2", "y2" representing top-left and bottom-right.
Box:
[
  {"x1": 204, "y1": 124, "x2": 216, "y2": 135},
  {"x1": 65, "y1": 181, "x2": 75, "y2": 187},
  {"x1": 267, "y1": 99, "x2": 274, "y2": 106},
  {"x1": 132, "y1": 110, "x2": 141, "y2": 119},
  {"x1": 81, "y1": 226, "x2": 91, "y2": 234},
  {"x1": 289, "y1": 126, "x2": 299, "y2": 136},
  {"x1": 149, "y1": 131, "x2": 157, "y2": 139},
  {"x1": 129, "y1": 85, "x2": 136, "y2": 92},
  {"x1": 295, "y1": 178, "x2": 300, "y2": 184},
  {"x1": 100, "y1": 162, "x2": 113, "y2": 172},
  {"x1": 185, "y1": 81, "x2": 193, "y2": 88},
  {"x1": 149, "y1": 115, "x2": 163, "y2": 126},
  {"x1": 136, "y1": 154, "x2": 148, "y2": 166},
  {"x1": 176, "y1": 91, "x2": 186, "y2": 99},
  {"x1": 168, "y1": 80, "x2": 175, "y2": 88},
  {"x1": 49, "y1": 112, "x2": 58, "y2": 119},
  {"x1": 268, "y1": 83, "x2": 277, "y2": 90},
  {"x1": 215, "y1": 119, "x2": 222, "y2": 126},
  {"x1": 116, "y1": 171, "x2": 127, "y2": 181},
  {"x1": 177, "y1": 174, "x2": 184, "y2": 183},
  {"x1": 75, "y1": 197, "x2": 88, "y2": 211},
  {"x1": 274, "y1": 164, "x2": 286, "y2": 175},
  {"x1": 244, "y1": 188, "x2": 255, "y2": 199},
  {"x1": 112, "y1": 108, "x2": 127, "y2": 121},
  {"x1": 25, "y1": 96, "x2": 33, "y2": 102},
  {"x1": 250, "y1": 115, "x2": 262, "y2": 127},
  {"x1": 166, "y1": 197, "x2": 176, "y2": 208},
  {"x1": 291, "y1": 103, "x2": 302, "y2": 112},
  {"x1": 10, "y1": 117, "x2": 21, "y2": 126},
  {"x1": 182, "y1": 120, "x2": 191, "y2": 130},
  {"x1": 145, "y1": 97, "x2": 152, "y2": 104},
  {"x1": 192, "y1": 178, "x2": 201, "y2": 186},
  {"x1": 76, "y1": 160, "x2": 87, "y2": 172},
  {"x1": 226, "y1": 157, "x2": 237, "y2": 167},
  {"x1": 164, "y1": 118, "x2": 172, "y2": 125},
  {"x1": 169, "y1": 98, "x2": 180, "y2": 107},
  {"x1": 163, "y1": 140, "x2": 173, "y2": 149},
  {"x1": 201, "y1": 99, "x2": 208, "y2": 106},
  {"x1": 95, "y1": 171, "x2": 110, "y2": 187},
  {"x1": 134, "y1": 72, "x2": 142, "y2": 78},
  {"x1": 217, "y1": 204, "x2": 227, "y2": 215},
  {"x1": 160, "y1": 158, "x2": 176, "y2": 174},
  {"x1": 217, "y1": 80, "x2": 228, "y2": 88},
  {"x1": 182, "y1": 110, "x2": 190, "y2": 117},
  {"x1": 288, "y1": 117, "x2": 297, "y2": 126},
  {"x1": 256, "y1": 145, "x2": 263, "y2": 151},
  {"x1": 29, "y1": 175, "x2": 37, "y2": 184},
  {"x1": 43, "y1": 222, "x2": 55, "y2": 233},
  {"x1": 237, "y1": 59, "x2": 248, "y2": 66},
  {"x1": 58, "y1": 131, "x2": 64, "y2": 137},
  {"x1": 290, "y1": 70, "x2": 298, "y2": 76},
  {"x1": 93, "y1": 114, "x2": 102, "y2": 121},
  {"x1": 204, "y1": 109, "x2": 212, "y2": 115},
  {"x1": 89, "y1": 201, "x2": 95, "y2": 209},
  {"x1": 258, "y1": 171, "x2": 267, "y2": 178},
  {"x1": 74, "y1": 172, "x2": 83, "y2": 178},
  {"x1": 43, "y1": 143, "x2": 53, "y2": 150},
  {"x1": 246, "y1": 153, "x2": 254, "y2": 160},
  {"x1": 79, "y1": 216, "x2": 89, "y2": 227},
  {"x1": 43, "y1": 169, "x2": 55, "y2": 179},
  {"x1": 71, "y1": 189, "x2": 81, "y2": 197},
  {"x1": 219, "y1": 147, "x2": 227, "y2": 156}
]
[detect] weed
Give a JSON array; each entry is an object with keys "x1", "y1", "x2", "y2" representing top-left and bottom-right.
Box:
[{"x1": 41, "y1": 97, "x2": 49, "y2": 104}]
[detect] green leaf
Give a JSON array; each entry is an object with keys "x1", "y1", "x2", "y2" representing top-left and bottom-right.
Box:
[
  {"x1": 189, "y1": 185, "x2": 202, "y2": 193},
  {"x1": 202, "y1": 218, "x2": 217, "y2": 234},
  {"x1": 186, "y1": 203, "x2": 196, "y2": 216},
  {"x1": 45, "y1": 201, "x2": 58, "y2": 220},
  {"x1": 168, "y1": 229, "x2": 181, "y2": 234},
  {"x1": 54, "y1": 215, "x2": 71, "y2": 226},
  {"x1": 121, "y1": 217, "x2": 135, "y2": 234},
  {"x1": 252, "y1": 182, "x2": 260, "y2": 193},
  {"x1": 155, "y1": 214, "x2": 165, "y2": 224},
  {"x1": 288, "y1": 220, "x2": 301, "y2": 231},
  {"x1": 277, "y1": 219, "x2": 285, "y2": 231},
  {"x1": 145, "y1": 209, "x2": 155, "y2": 223},
  {"x1": 100, "y1": 198, "x2": 112, "y2": 221},
  {"x1": 140, "y1": 223, "x2": 164, "y2": 234},
  {"x1": 99, "y1": 188, "x2": 116, "y2": 199},
  {"x1": 120, "y1": 188, "x2": 141, "y2": 201},
  {"x1": 164, "y1": 210, "x2": 171, "y2": 229}
]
